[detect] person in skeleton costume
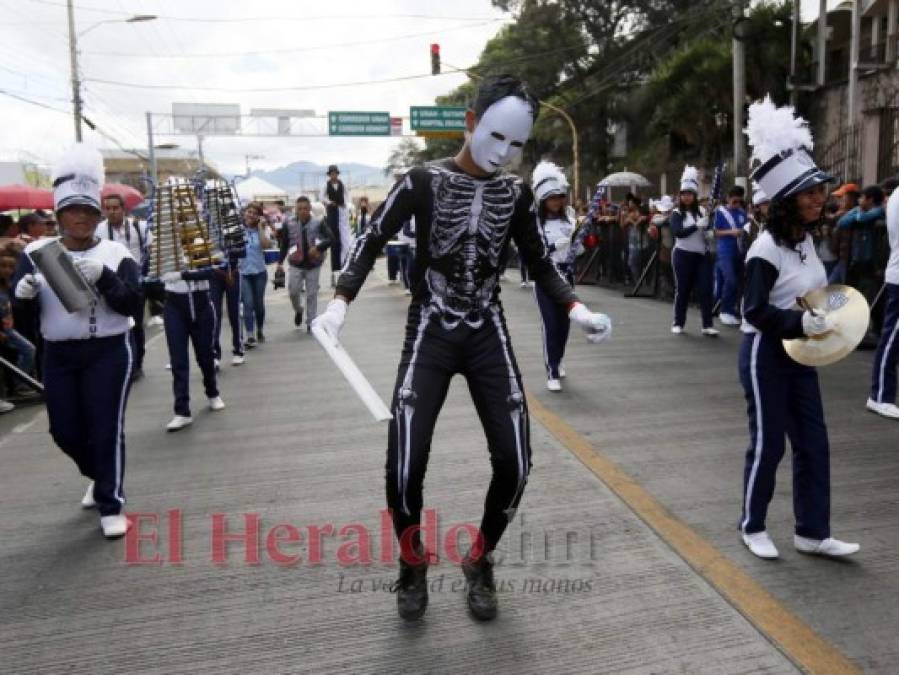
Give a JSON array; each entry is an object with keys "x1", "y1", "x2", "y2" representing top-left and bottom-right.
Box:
[
  {"x1": 321, "y1": 165, "x2": 353, "y2": 287},
  {"x1": 12, "y1": 144, "x2": 141, "y2": 539},
  {"x1": 738, "y1": 96, "x2": 858, "y2": 560},
  {"x1": 313, "y1": 76, "x2": 612, "y2": 621},
  {"x1": 530, "y1": 161, "x2": 580, "y2": 391}
]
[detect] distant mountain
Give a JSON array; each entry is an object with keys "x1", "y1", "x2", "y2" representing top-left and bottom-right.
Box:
[{"x1": 244, "y1": 161, "x2": 390, "y2": 193}]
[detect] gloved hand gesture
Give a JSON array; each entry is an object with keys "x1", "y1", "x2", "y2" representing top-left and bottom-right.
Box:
[
  {"x1": 569, "y1": 302, "x2": 612, "y2": 344},
  {"x1": 75, "y1": 258, "x2": 104, "y2": 285},
  {"x1": 802, "y1": 310, "x2": 836, "y2": 337},
  {"x1": 15, "y1": 273, "x2": 41, "y2": 300},
  {"x1": 161, "y1": 271, "x2": 183, "y2": 284},
  {"x1": 312, "y1": 298, "x2": 348, "y2": 345}
]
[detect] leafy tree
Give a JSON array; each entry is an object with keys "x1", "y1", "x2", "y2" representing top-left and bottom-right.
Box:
[{"x1": 384, "y1": 137, "x2": 424, "y2": 175}]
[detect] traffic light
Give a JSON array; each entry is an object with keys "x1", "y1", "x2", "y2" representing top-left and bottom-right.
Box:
[{"x1": 431, "y1": 43, "x2": 440, "y2": 75}]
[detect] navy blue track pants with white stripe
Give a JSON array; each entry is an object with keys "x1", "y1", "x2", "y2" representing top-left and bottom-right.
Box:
[
  {"x1": 534, "y1": 268, "x2": 573, "y2": 380},
  {"x1": 871, "y1": 283, "x2": 899, "y2": 404},
  {"x1": 210, "y1": 271, "x2": 243, "y2": 359},
  {"x1": 43, "y1": 333, "x2": 133, "y2": 516},
  {"x1": 738, "y1": 332, "x2": 830, "y2": 539},
  {"x1": 672, "y1": 248, "x2": 713, "y2": 329},
  {"x1": 386, "y1": 302, "x2": 532, "y2": 560},
  {"x1": 164, "y1": 291, "x2": 219, "y2": 417}
]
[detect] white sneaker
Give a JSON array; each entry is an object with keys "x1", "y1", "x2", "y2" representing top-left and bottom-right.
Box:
[
  {"x1": 148, "y1": 315, "x2": 164, "y2": 327},
  {"x1": 558, "y1": 365, "x2": 566, "y2": 378},
  {"x1": 209, "y1": 396, "x2": 226, "y2": 411},
  {"x1": 0, "y1": 399, "x2": 14, "y2": 413},
  {"x1": 742, "y1": 531, "x2": 779, "y2": 559},
  {"x1": 719, "y1": 313, "x2": 741, "y2": 326},
  {"x1": 404, "y1": 289, "x2": 412, "y2": 296},
  {"x1": 214, "y1": 358, "x2": 221, "y2": 371},
  {"x1": 794, "y1": 535, "x2": 860, "y2": 557},
  {"x1": 231, "y1": 354, "x2": 245, "y2": 366},
  {"x1": 520, "y1": 281, "x2": 529, "y2": 289},
  {"x1": 164, "y1": 363, "x2": 171, "y2": 370},
  {"x1": 81, "y1": 481, "x2": 96, "y2": 509},
  {"x1": 100, "y1": 514, "x2": 130, "y2": 539},
  {"x1": 166, "y1": 415, "x2": 193, "y2": 432},
  {"x1": 671, "y1": 325, "x2": 684, "y2": 335},
  {"x1": 546, "y1": 378, "x2": 562, "y2": 392},
  {"x1": 701, "y1": 327, "x2": 720, "y2": 337},
  {"x1": 866, "y1": 398, "x2": 899, "y2": 419}
]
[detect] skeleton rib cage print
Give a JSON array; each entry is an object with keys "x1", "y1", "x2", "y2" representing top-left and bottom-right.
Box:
[{"x1": 337, "y1": 159, "x2": 577, "y2": 324}]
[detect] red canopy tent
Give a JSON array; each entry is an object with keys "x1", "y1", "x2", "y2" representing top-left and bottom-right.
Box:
[
  {"x1": 102, "y1": 183, "x2": 144, "y2": 210},
  {"x1": 0, "y1": 184, "x2": 53, "y2": 211}
]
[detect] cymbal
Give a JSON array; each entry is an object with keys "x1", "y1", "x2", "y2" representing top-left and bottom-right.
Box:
[{"x1": 783, "y1": 285, "x2": 870, "y2": 367}]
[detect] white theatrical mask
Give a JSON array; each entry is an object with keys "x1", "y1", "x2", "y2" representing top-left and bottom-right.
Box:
[{"x1": 469, "y1": 96, "x2": 534, "y2": 173}]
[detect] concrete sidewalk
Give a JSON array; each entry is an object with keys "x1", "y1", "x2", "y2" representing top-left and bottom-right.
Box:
[{"x1": 0, "y1": 264, "x2": 887, "y2": 672}]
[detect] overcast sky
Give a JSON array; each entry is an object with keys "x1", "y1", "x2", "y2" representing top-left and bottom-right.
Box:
[
  {"x1": 0, "y1": 0, "x2": 510, "y2": 176},
  {"x1": 0, "y1": 0, "x2": 844, "y2": 177}
]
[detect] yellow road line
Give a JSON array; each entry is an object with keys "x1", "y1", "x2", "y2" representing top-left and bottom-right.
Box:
[{"x1": 527, "y1": 392, "x2": 859, "y2": 675}]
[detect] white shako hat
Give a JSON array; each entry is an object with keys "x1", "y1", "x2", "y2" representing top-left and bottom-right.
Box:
[
  {"x1": 52, "y1": 143, "x2": 104, "y2": 214},
  {"x1": 679, "y1": 165, "x2": 699, "y2": 193},
  {"x1": 751, "y1": 183, "x2": 770, "y2": 206},
  {"x1": 532, "y1": 161, "x2": 569, "y2": 203},
  {"x1": 744, "y1": 95, "x2": 833, "y2": 203}
]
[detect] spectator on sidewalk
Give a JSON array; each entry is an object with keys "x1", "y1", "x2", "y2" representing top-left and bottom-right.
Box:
[
  {"x1": 827, "y1": 183, "x2": 860, "y2": 283},
  {"x1": 0, "y1": 252, "x2": 36, "y2": 397}
]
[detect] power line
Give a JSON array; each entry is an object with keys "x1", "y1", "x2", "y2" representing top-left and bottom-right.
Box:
[
  {"x1": 22, "y1": 0, "x2": 504, "y2": 23},
  {"x1": 81, "y1": 19, "x2": 504, "y2": 59},
  {"x1": 0, "y1": 87, "x2": 71, "y2": 115}
]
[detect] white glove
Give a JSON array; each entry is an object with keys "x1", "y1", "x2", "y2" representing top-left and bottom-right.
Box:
[
  {"x1": 161, "y1": 271, "x2": 183, "y2": 284},
  {"x1": 75, "y1": 258, "x2": 104, "y2": 285},
  {"x1": 802, "y1": 310, "x2": 836, "y2": 337},
  {"x1": 695, "y1": 216, "x2": 709, "y2": 231},
  {"x1": 312, "y1": 298, "x2": 348, "y2": 345},
  {"x1": 15, "y1": 273, "x2": 41, "y2": 300},
  {"x1": 568, "y1": 302, "x2": 612, "y2": 344},
  {"x1": 553, "y1": 237, "x2": 571, "y2": 255}
]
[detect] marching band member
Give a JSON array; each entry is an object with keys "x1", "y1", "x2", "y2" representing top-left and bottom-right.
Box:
[
  {"x1": 670, "y1": 165, "x2": 718, "y2": 336},
  {"x1": 531, "y1": 161, "x2": 580, "y2": 391},
  {"x1": 314, "y1": 75, "x2": 612, "y2": 622},
  {"x1": 867, "y1": 187, "x2": 899, "y2": 419},
  {"x1": 160, "y1": 258, "x2": 226, "y2": 432},
  {"x1": 12, "y1": 145, "x2": 140, "y2": 539},
  {"x1": 738, "y1": 96, "x2": 859, "y2": 560}
]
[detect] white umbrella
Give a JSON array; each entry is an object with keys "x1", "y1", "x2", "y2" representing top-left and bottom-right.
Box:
[{"x1": 598, "y1": 171, "x2": 651, "y2": 188}]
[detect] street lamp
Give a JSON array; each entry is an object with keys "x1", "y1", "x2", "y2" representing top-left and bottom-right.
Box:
[{"x1": 66, "y1": 0, "x2": 157, "y2": 141}]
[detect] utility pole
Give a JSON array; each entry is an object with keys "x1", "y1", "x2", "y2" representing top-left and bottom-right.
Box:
[
  {"x1": 789, "y1": 0, "x2": 801, "y2": 107},
  {"x1": 66, "y1": 0, "x2": 83, "y2": 141},
  {"x1": 146, "y1": 112, "x2": 157, "y2": 186},
  {"x1": 732, "y1": 0, "x2": 747, "y2": 187},
  {"x1": 817, "y1": 0, "x2": 828, "y2": 87},
  {"x1": 847, "y1": 0, "x2": 860, "y2": 131}
]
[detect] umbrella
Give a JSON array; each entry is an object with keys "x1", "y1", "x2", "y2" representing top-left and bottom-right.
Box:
[
  {"x1": 597, "y1": 171, "x2": 651, "y2": 188},
  {"x1": 102, "y1": 183, "x2": 144, "y2": 210},
  {"x1": 0, "y1": 183, "x2": 53, "y2": 211}
]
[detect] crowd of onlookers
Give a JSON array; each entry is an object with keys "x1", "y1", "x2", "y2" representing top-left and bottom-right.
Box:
[{"x1": 570, "y1": 177, "x2": 899, "y2": 332}]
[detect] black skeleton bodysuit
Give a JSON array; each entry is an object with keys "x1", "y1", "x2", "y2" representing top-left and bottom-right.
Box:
[{"x1": 337, "y1": 158, "x2": 578, "y2": 559}]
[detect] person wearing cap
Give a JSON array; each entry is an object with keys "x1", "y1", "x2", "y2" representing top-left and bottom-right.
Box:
[
  {"x1": 867, "y1": 185, "x2": 899, "y2": 419},
  {"x1": 669, "y1": 165, "x2": 718, "y2": 336},
  {"x1": 531, "y1": 161, "x2": 580, "y2": 391},
  {"x1": 738, "y1": 96, "x2": 859, "y2": 560},
  {"x1": 321, "y1": 165, "x2": 352, "y2": 288},
  {"x1": 11, "y1": 144, "x2": 141, "y2": 539}
]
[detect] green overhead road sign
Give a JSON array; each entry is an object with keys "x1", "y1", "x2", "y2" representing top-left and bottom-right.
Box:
[
  {"x1": 410, "y1": 106, "x2": 466, "y2": 133},
  {"x1": 328, "y1": 111, "x2": 391, "y2": 136}
]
